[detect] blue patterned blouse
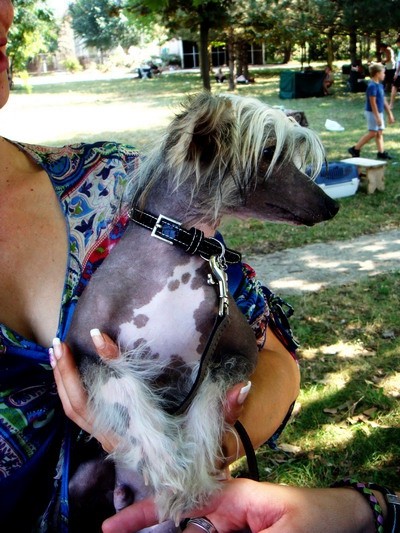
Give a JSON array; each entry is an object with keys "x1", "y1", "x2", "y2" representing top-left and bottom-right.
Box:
[{"x1": 0, "y1": 141, "x2": 280, "y2": 531}]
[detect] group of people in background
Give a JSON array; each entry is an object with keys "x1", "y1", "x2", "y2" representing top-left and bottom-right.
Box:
[{"x1": 349, "y1": 35, "x2": 400, "y2": 107}]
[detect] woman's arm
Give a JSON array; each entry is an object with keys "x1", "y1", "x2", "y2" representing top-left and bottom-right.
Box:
[
  {"x1": 102, "y1": 477, "x2": 390, "y2": 533},
  {"x1": 223, "y1": 326, "x2": 300, "y2": 460}
]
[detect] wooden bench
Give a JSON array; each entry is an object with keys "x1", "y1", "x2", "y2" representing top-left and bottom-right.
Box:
[{"x1": 340, "y1": 157, "x2": 387, "y2": 194}]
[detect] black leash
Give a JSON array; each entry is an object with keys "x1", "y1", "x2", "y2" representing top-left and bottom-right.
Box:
[
  {"x1": 234, "y1": 420, "x2": 260, "y2": 481},
  {"x1": 129, "y1": 206, "x2": 259, "y2": 480}
]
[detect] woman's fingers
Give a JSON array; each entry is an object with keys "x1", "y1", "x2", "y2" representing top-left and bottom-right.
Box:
[
  {"x1": 224, "y1": 381, "x2": 252, "y2": 425},
  {"x1": 50, "y1": 335, "x2": 119, "y2": 453},
  {"x1": 102, "y1": 498, "x2": 159, "y2": 533},
  {"x1": 50, "y1": 338, "x2": 92, "y2": 433},
  {"x1": 90, "y1": 329, "x2": 120, "y2": 360}
]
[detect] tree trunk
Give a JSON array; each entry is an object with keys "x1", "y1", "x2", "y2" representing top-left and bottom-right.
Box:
[
  {"x1": 375, "y1": 30, "x2": 382, "y2": 62},
  {"x1": 326, "y1": 29, "x2": 334, "y2": 68},
  {"x1": 282, "y1": 45, "x2": 291, "y2": 64},
  {"x1": 199, "y1": 18, "x2": 211, "y2": 91},
  {"x1": 349, "y1": 27, "x2": 358, "y2": 65},
  {"x1": 235, "y1": 39, "x2": 246, "y2": 76},
  {"x1": 227, "y1": 29, "x2": 235, "y2": 91}
]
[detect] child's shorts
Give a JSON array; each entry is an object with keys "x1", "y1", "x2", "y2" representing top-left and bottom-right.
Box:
[{"x1": 365, "y1": 110, "x2": 385, "y2": 131}]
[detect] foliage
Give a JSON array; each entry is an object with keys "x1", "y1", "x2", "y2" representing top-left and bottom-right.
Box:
[
  {"x1": 8, "y1": 0, "x2": 58, "y2": 74},
  {"x1": 69, "y1": 0, "x2": 141, "y2": 53},
  {"x1": 124, "y1": 0, "x2": 233, "y2": 89},
  {"x1": 63, "y1": 57, "x2": 83, "y2": 73}
]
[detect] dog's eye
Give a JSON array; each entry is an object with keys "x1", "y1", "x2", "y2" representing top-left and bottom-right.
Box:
[{"x1": 262, "y1": 146, "x2": 275, "y2": 161}]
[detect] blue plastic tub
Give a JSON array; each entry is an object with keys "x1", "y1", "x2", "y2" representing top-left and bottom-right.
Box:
[{"x1": 313, "y1": 162, "x2": 360, "y2": 199}]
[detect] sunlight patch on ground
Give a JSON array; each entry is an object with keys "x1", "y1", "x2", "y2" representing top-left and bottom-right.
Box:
[
  {"x1": 308, "y1": 424, "x2": 354, "y2": 448},
  {"x1": 2, "y1": 89, "x2": 174, "y2": 145},
  {"x1": 299, "y1": 340, "x2": 374, "y2": 360},
  {"x1": 381, "y1": 372, "x2": 400, "y2": 398}
]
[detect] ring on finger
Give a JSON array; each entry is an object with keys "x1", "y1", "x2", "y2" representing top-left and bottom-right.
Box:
[{"x1": 187, "y1": 517, "x2": 218, "y2": 533}]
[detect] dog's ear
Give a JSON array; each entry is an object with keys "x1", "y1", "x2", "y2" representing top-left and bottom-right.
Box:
[{"x1": 165, "y1": 93, "x2": 235, "y2": 169}]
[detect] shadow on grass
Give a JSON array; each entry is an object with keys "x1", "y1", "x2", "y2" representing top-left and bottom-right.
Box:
[{"x1": 234, "y1": 273, "x2": 400, "y2": 488}]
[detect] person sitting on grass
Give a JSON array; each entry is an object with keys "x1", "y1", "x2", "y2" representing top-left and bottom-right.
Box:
[
  {"x1": 348, "y1": 63, "x2": 395, "y2": 161},
  {"x1": 215, "y1": 67, "x2": 226, "y2": 83},
  {"x1": 323, "y1": 66, "x2": 334, "y2": 95}
]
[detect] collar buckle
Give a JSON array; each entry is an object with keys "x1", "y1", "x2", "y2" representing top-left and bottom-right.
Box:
[{"x1": 151, "y1": 214, "x2": 181, "y2": 245}]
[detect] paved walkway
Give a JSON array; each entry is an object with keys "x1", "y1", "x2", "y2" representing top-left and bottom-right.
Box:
[{"x1": 244, "y1": 229, "x2": 400, "y2": 295}]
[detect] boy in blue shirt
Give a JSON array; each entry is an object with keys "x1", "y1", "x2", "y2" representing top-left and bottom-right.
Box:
[{"x1": 348, "y1": 63, "x2": 395, "y2": 160}]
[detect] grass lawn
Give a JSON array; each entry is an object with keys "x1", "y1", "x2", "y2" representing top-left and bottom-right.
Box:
[
  {"x1": 6, "y1": 68, "x2": 400, "y2": 254},
  {"x1": 5, "y1": 66, "x2": 399, "y2": 488}
]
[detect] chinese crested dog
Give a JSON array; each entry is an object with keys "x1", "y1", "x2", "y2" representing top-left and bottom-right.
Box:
[{"x1": 67, "y1": 92, "x2": 338, "y2": 530}]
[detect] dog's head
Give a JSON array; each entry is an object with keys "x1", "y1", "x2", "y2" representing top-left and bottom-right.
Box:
[{"x1": 131, "y1": 92, "x2": 338, "y2": 227}]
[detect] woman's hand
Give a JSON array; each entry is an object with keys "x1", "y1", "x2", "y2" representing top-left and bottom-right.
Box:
[
  {"x1": 49, "y1": 330, "x2": 120, "y2": 453},
  {"x1": 50, "y1": 331, "x2": 251, "y2": 455},
  {"x1": 102, "y1": 478, "x2": 378, "y2": 533}
]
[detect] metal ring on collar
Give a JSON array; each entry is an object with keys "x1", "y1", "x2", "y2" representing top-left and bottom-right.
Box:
[{"x1": 186, "y1": 517, "x2": 218, "y2": 533}]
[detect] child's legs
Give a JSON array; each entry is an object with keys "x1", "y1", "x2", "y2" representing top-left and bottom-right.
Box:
[
  {"x1": 355, "y1": 111, "x2": 383, "y2": 150},
  {"x1": 375, "y1": 130, "x2": 384, "y2": 153},
  {"x1": 355, "y1": 130, "x2": 377, "y2": 150}
]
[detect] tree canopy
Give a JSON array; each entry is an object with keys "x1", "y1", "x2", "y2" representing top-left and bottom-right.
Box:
[
  {"x1": 123, "y1": 0, "x2": 400, "y2": 88},
  {"x1": 8, "y1": 0, "x2": 400, "y2": 86},
  {"x1": 8, "y1": 0, "x2": 58, "y2": 74},
  {"x1": 69, "y1": 0, "x2": 141, "y2": 54}
]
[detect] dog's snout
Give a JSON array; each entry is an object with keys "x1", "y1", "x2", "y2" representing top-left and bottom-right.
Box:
[{"x1": 326, "y1": 196, "x2": 340, "y2": 219}]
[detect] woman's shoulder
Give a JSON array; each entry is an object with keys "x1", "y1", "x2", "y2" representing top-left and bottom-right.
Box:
[{"x1": 10, "y1": 140, "x2": 138, "y2": 167}]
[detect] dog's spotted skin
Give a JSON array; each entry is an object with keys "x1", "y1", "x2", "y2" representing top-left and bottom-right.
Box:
[
  {"x1": 118, "y1": 263, "x2": 212, "y2": 362},
  {"x1": 66, "y1": 92, "x2": 339, "y2": 532}
]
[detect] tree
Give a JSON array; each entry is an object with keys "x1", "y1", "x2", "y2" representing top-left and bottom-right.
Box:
[
  {"x1": 70, "y1": 0, "x2": 140, "y2": 58},
  {"x1": 7, "y1": 0, "x2": 58, "y2": 78},
  {"x1": 125, "y1": 0, "x2": 232, "y2": 90}
]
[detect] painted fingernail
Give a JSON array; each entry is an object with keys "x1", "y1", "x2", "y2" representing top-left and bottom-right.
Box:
[
  {"x1": 52, "y1": 338, "x2": 62, "y2": 360},
  {"x1": 90, "y1": 328, "x2": 106, "y2": 349},
  {"x1": 238, "y1": 381, "x2": 252, "y2": 405},
  {"x1": 48, "y1": 348, "x2": 56, "y2": 369}
]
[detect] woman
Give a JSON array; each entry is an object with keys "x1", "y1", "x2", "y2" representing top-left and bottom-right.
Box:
[{"x1": 0, "y1": 1, "x2": 299, "y2": 529}]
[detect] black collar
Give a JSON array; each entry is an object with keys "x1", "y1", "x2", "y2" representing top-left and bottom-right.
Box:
[{"x1": 128, "y1": 207, "x2": 242, "y2": 264}]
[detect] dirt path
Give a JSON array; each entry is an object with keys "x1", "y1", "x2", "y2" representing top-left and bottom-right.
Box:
[{"x1": 244, "y1": 229, "x2": 400, "y2": 295}]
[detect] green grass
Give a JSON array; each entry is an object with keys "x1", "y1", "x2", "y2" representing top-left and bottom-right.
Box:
[
  {"x1": 12, "y1": 68, "x2": 399, "y2": 253},
  {"x1": 9, "y1": 67, "x2": 400, "y2": 489},
  {"x1": 234, "y1": 272, "x2": 400, "y2": 487}
]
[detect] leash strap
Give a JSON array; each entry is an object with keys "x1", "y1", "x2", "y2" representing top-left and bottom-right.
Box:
[
  {"x1": 171, "y1": 311, "x2": 231, "y2": 416},
  {"x1": 171, "y1": 255, "x2": 231, "y2": 415},
  {"x1": 234, "y1": 420, "x2": 260, "y2": 481},
  {"x1": 129, "y1": 207, "x2": 241, "y2": 264}
]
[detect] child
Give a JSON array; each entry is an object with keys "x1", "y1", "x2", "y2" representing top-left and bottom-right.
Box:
[{"x1": 348, "y1": 63, "x2": 395, "y2": 160}]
